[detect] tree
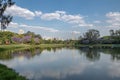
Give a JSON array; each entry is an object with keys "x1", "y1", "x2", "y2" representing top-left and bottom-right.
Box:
[
  {"x1": 83, "y1": 29, "x2": 100, "y2": 43},
  {"x1": 0, "y1": 31, "x2": 14, "y2": 44},
  {"x1": 0, "y1": 0, "x2": 15, "y2": 31},
  {"x1": 109, "y1": 29, "x2": 115, "y2": 37}
]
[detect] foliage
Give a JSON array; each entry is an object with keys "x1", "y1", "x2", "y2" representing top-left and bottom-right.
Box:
[
  {"x1": 77, "y1": 29, "x2": 120, "y2": 45},
  {"x1": 0, "y1": 31, "x2": 42, "y2": 44},
  {"x1": 0, "y1": 31, "x2": 15, "y2": 44},
  {"x1": 0, "y1": 0, "x2": 15, "y2": 31},
  {"x1": 0, "y1": 29, "x2": 120, "y2": 45},
  {"x1": 78, "y1": 29, "x2": 100, "y2": 44},
  {"x1": 84, "y1": 29, "x2": 100, "y2": 40},
  {"x1": 0, "y1": 64, "x2": 26, "y2": 80}
]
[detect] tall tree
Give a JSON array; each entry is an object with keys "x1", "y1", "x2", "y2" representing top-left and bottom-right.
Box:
[
  {"x1": 83, "y1": 29, "x2": 100, "y2": 42},
  {"x1": 109, "y1": 29, "x2": 115, "y2": 37},
  {"x1": 0, "y1": 0, "x2": 15, "y2": 31}
]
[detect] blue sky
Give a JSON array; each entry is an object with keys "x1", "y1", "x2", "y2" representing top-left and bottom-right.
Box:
[{"x1": 5, "y1": 0, "x2": 120, "y2": 39}]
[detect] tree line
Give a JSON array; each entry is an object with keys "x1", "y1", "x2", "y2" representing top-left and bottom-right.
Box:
[
  {"x1": 0, "y1": 31, "x2": 67, "y2": 45},
  {"x1": 77, "y1": 29, "x2": 120, "y2": 44},
  {"x1": 0, "y1": 29, "x2": 120, "y2": 45}
]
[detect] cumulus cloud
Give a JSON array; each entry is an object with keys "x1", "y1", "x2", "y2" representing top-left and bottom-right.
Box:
[
  {"x1": 61, "y1": 14, "x2": 83, "y2": 23},
  {"x1": 20, "y1": 24, "x2": 59, "y2": 32},
  {"x1": 40, "y1": 11, "x2": 93, "y2": 27},
  {"x1": 93, "y1": 20, "x2": 101, "y2": 24},
  {"x1": 9, "y1": 22, "x2": 59, "y2": 33},
  {"x1": 5, "y1": 5, "x2": 35, "y2": 20},
  {"x1": 72, "y1": 31, "x2": 80, "y2": 34},
  {"x1": 5, "y1": 4, "x2": 93, "y2": 27},
  {"x1": 106, "y1": 12, "x2": 120, "y2": 28},
  {"x1": 55, "y1": 11, "x2": 66, "y2": 15},
  {"x1": 35, "y1": 11, "x2": 42, "y2": 16},
  {"x1": 41, "y1": 12, "x2": 60, "y2": 20},
  {"x1": 43, "y1": 36, "x2": 54, "y2": 40},
  {"x1": 9, "y1": 22, "x2": 19, "y2": 28},
  {"x1": 41, "y1": 11, "x2": 67, "y2": 20}
]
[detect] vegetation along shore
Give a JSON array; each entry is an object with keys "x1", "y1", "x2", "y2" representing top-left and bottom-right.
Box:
[{"x1": 0, "y1": 64, "x2": 26, "y2": 80}]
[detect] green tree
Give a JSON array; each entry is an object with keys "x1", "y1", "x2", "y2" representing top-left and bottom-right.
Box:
[
  {"x1": 83, "y1": 29, "x2": 100, "y2": 43},
  {"x1": 0, "y1": 31, "x2": 15, "y2": 44},
  {"x1": 109, "y1": 29, "x2": 115, "y2": 37},
  {"x1": 0, "y1": 0, "x2": 15, "y2": 31}
]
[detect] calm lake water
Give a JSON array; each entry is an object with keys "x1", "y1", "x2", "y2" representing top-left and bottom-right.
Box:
[{"x1": 0, "y1": 47, "x2": 120, "y2": 80}]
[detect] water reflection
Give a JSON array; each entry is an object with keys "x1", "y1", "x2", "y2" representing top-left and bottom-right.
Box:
[
  {"x1": 101, "y1": 48, "x2": 120, "y2": 61},
  {"x1": 0, "y1": 47, "x2": 120, "y2": 80},
  {"x1": 0, "y1": 49, "x2": 42, "y2": 60},
  {"x1": 78, "y1": 48, "x2": 100, "y2": 61},
  {"x1": 0, "y1": 47, "x2": 63, "y2": 60}
]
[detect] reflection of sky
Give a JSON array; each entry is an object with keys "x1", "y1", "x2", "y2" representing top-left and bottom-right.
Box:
[
  {"x1": 108, "y1": 61, "x2": 120, "y2": 78},
  {"x1": 0, "y1": 49, "x2": 120, "y2": 80}
]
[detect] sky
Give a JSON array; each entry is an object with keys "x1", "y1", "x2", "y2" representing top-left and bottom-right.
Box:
[{"x1": 5, "y1": 0, "x2": 120, "y2": 40}]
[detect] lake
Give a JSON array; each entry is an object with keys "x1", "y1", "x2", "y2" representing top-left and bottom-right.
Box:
[{"x1": 0, "y1": 47, "x2": 120, "y2": 80}]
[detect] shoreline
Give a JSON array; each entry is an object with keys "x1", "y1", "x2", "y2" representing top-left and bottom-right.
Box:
[
  {"x1": 0, "y1": 44, "x2": 120, "y2": 52},
  {"x1": 0, "y1": 64, "x2": 26, "y2": 80},
  {"x1": 0, "y1": 44, "x2": 67, "y2": 51},
  {"x1": 75, "y1": 44, "x2": 120, "y2": 48}
]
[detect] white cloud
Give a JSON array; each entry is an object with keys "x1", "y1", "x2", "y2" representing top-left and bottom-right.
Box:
[
  {"x1": 72, "y1": 31, "x2": 80, "y2": 34},
  {"x1": 40, "y1": 11, "x2": 93, "y2": 27},
  {"x1": 78, "y1": 24, "x2": 93, "y2": 27},
  {"x1": 106, "y1": 12, "x2": 120, "y2": 28},
  {"x1": 5, "y1": 5, "x2": 35, "y2": 20},
  {"x1": 20, "y1": 24, "x2": 59, "y2": 33},
  {"x1": 35, "y1": 11, "x2": 42, "y2": 16},
  {"x1": 61, "y1": 14, "x2": 83, "y2": 23},
  {"x1": 93, "y1": 20, "x2": 101, "y2": 24},
  {"x1": 9, "y1": 22, "x2": 59, "y2": 33},
  {"x1": 41, "y1": 12, "x2": 60, "y2": 20},
  {"x1": 66, "y1": 15, "x2": 82, "y2": 21},
  {"x1": 5, "y1": 4, "x2": 93, "y2": 27},
  {"x1": 43, "y1": 36, "x2": 54, "y2": 40},
  {"x1": 55, "y1": 11, "x2": 66, "y2": 15},
  {"x1": 9, "y1": 22, "x2": 19, "y2": 28}
]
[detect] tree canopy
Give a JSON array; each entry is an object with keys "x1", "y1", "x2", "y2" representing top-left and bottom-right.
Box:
[{"x1": 0, "y1": 0, "x2": 15, "y2": 31}]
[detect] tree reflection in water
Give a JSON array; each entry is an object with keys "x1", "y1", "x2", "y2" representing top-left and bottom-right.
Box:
[
  {"x1": 78, "y1": 48, "x2": 100, "y2": 61},
  {"x1": 99, "y1": 48, "x2": 120, "y2": 61},
  {"x1": 0, "y1": 47, "x2": 64, "y2": 60},
  {"x1": 0, "y1": 47, "x2": 120, "y2": 61},
  {"x1": 77, "y1": 47, "x2": 120, "y2": 61}
]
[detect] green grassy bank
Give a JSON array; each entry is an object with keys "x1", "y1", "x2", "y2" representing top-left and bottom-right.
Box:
[
  {"x1": 0, "y1": 44, "x2": 67, "y2": 51},
  {"x1": 0, "y1": 64, "x2": 26, "y2": 80},
  {"x1": 75, "y1": 44, "x2": 120, "y2": 48},
  {"x1": 1, "y1": 44, "x2": 120, "y2": 52}
]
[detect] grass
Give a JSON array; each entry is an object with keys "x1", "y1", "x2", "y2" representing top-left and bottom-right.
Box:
[
  {"x1": 0, "y1": 43, "x2": 120, "y2": 50},
  {"x1": 1, "y1": 43, "x2": 120, "y2": 52},
  {"x1": 75, "y1": 44, "x2": 120, "y2": 48},
  {"x1": 0, "y1": 44, "x2": 29, "y2": 50},
  {"x1": 0, "y1": 44, "x2": 66, "y2": 51},
  {"x1": 0, "y1": 64, "x2": 26, "y2": 80}
]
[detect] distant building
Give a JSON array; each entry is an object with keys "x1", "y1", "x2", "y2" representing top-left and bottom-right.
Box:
[{"x1": 18, "y1": 29, "x2": 24, "y2": 34}]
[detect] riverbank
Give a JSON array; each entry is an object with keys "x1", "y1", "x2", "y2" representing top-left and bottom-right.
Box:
[
  {"x1": 0, "y1": 44, "x2": 67, "y2": 51},
  {"x1": 0, "y1": 64, "x2": 26, "y2": 80},
  {"x1": 75, "y1": 44, "x2": 120, "y2": 48},
  {"x1": 0, "y1": 44, "x2": 120, "y2": 52}
]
